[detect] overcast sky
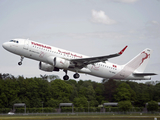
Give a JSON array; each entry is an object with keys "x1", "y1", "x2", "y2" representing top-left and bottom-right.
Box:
[{"x1": 0, "y1": 0, "x2": 160, "y2": 83}]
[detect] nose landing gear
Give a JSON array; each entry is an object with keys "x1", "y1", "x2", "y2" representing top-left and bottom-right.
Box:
[
  {"x1": 18, "y1": 62, "x2": 22, "y2": 65},
  {"x1": 18, "y1": 56, "x2": 24, "y2": 66}
]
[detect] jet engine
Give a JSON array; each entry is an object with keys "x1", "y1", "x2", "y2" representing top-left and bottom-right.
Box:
[
  {"x1": 53, "y1": 57, "x2": 70, "y2": 69},
  {"x1": 39, "y1": 62, "x2": 59, "y2": 72}
]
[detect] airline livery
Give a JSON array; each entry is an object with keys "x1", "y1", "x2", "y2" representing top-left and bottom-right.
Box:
[{"x1": 2, "y1": 39, "x2": 157, "y2": 80}]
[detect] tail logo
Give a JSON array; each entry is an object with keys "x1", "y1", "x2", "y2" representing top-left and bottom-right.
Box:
[{"x1": 139, "y1": 51, "x2": 150, "y2": 65}]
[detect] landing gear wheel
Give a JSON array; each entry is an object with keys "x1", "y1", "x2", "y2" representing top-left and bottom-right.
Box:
[
  {"x1": 63, "y1": 75, "x2": 69, "y2": 80},
  {"x1": 18, "y1": 62, "x2": 22, "y2": 65},
  {"x1": 73, "y1": 73, "x2": 80, "y2": 79},
  {"x1": 18, "y1": 56, "x2": 24, "y2": 66}
]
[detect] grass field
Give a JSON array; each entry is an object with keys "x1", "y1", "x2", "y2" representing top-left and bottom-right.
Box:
[{"x1": 0, "y1": 114, "x2": 160, "y2": 120}]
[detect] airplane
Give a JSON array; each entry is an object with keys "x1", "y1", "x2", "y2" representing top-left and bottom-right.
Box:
[{"x1": 2, "y1": 39, "x2": 157, "y2": 80}]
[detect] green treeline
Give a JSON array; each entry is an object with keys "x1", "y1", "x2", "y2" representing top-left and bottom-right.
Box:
[{"x1": 0, "y1": 73, "x2": 160, "y2": 109}]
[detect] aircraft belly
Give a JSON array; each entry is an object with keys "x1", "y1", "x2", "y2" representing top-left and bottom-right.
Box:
[
  {"x1": 79, "y1": 68, "x2": 91, "y2": 73},
  {"x1": 88, "y1": 65, "x2": 113, "y2": 78}
]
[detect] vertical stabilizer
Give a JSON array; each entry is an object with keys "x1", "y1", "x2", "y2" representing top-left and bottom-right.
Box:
[
  {"x1": 111, "y1": 48, "x2": 155, "y2": 80},
  {"x1": 125, "y1": 48, "x2": 152, "y2": 73}
]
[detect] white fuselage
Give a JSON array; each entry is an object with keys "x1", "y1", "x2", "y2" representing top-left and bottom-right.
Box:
[{"x1": 2, "y1": 39, "x2": 151, "y2": 80}]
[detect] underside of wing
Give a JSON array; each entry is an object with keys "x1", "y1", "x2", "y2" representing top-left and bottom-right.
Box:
[
  {"x1": 133, "y1": 73, "x2": 157, "y2": 76},
  {"x1": 70, "y1": 46, "x2": 128, "y2": 67}
]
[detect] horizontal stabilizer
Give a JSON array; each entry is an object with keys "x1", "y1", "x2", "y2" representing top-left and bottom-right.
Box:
[{"x1": 133, "y1": 73, "x2": 157, "y2": 77}]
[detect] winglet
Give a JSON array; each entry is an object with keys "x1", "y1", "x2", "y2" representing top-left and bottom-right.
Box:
[{"x1": 118, "y1": 46, "x2": 128, "y2": 55}]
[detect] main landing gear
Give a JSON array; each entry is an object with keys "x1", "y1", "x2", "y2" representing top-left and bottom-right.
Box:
[
  {"x1": 63, "y1": 70, "x2": 80, "y2": 80},
  {"x1": 63, "y1": 75, "x2": 69, "y2": 80},
  {"x1": 73, "y1": 73, "x2": 80, "y2": 79},
  {"x1": 18, "y1": 56, "x2": 24, "y2": 65},
  {"x1": 63, "y1": 70, "x2": 69, "y2": 80}
]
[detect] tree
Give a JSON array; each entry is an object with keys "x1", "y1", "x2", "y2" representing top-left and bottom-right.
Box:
[
  {"x1": 0, "y1": 73, "x2": 159, "y2": 109},
  {"x1": 89, "y1": 100, "x2": 99, "y2": 107},
  {"x1": 78, "y1": 81, "x2": 96, "y2": 101},
  {"x1": 134, "y1": 83, "x2": 151, "y2": 107},
  {"x1": 153, "y1": 83, "x2": 160, "y2": 101},
  {"x1": 40, "y1": 74, "x2": 48, "y2": 80},
  {"x1": 65, "y1": 80, "x2": 78, "y2": 101},
  {"x1": 85, "y1": 85, "x2": 96, "y2": 101},
  {"x1": 147, "y1": 101, "x2": 158, "y2": 112},
  {"x1": 46, "y1": 98, "x2": 60, "y2": 108},
  {"x1": 136, "y1": 92, "x2": 150, "y2": 107},
  {"x1": 73, "y1": 96, "x2": 88, "y2": 107},
  {"x1": 3, "y1": 78, "x2": 19, "y2": 107},
  {"x1": 95, "y1": 83, "x2": 105, "y2": 104},
  {"x1": 0, "y1": 93, "x2": 8, "y2": 108},
  {"x1": 118, "y1": 101, "x2": 132, "y2": 112},
  {"x1": 50, "y1": 79, "x2": 73, "y2": 100},
  {"x1": 114, "y1": 82, "x2": 136, "y2": 102},
  {"x1": 103, "y1": 79, "x2": 118, "y2": 102}
]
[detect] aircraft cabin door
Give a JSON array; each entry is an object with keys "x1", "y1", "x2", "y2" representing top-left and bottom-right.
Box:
[{"x1": 23, "y1": 39, "x2": 29, "y2": 50}]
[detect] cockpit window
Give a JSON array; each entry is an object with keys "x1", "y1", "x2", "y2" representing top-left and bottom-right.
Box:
[{"x1": 10, "y1": 40, "x2": 19, "y2": 43}]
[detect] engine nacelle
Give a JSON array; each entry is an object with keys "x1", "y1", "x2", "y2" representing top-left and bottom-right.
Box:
[
  {"x1": 39, "y1": 62, "x2": 59, "y2": 72},
  {"x1": 54, "y1": 57, "x2": 70, "y2": 69}
]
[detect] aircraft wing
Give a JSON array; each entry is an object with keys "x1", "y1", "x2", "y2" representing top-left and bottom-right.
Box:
[{"x1": 70, "y1": 46, "x2": 128, "y2": 67}]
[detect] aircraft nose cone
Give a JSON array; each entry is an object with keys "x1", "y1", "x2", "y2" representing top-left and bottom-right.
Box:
[{"x1": 2, "y1": 42, "x2": 8, "y2": 49}]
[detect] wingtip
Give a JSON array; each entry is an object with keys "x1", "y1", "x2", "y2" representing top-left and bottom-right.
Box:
[{"x1": 118, "y1": 45, "x2": 128, "y2": 55}]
